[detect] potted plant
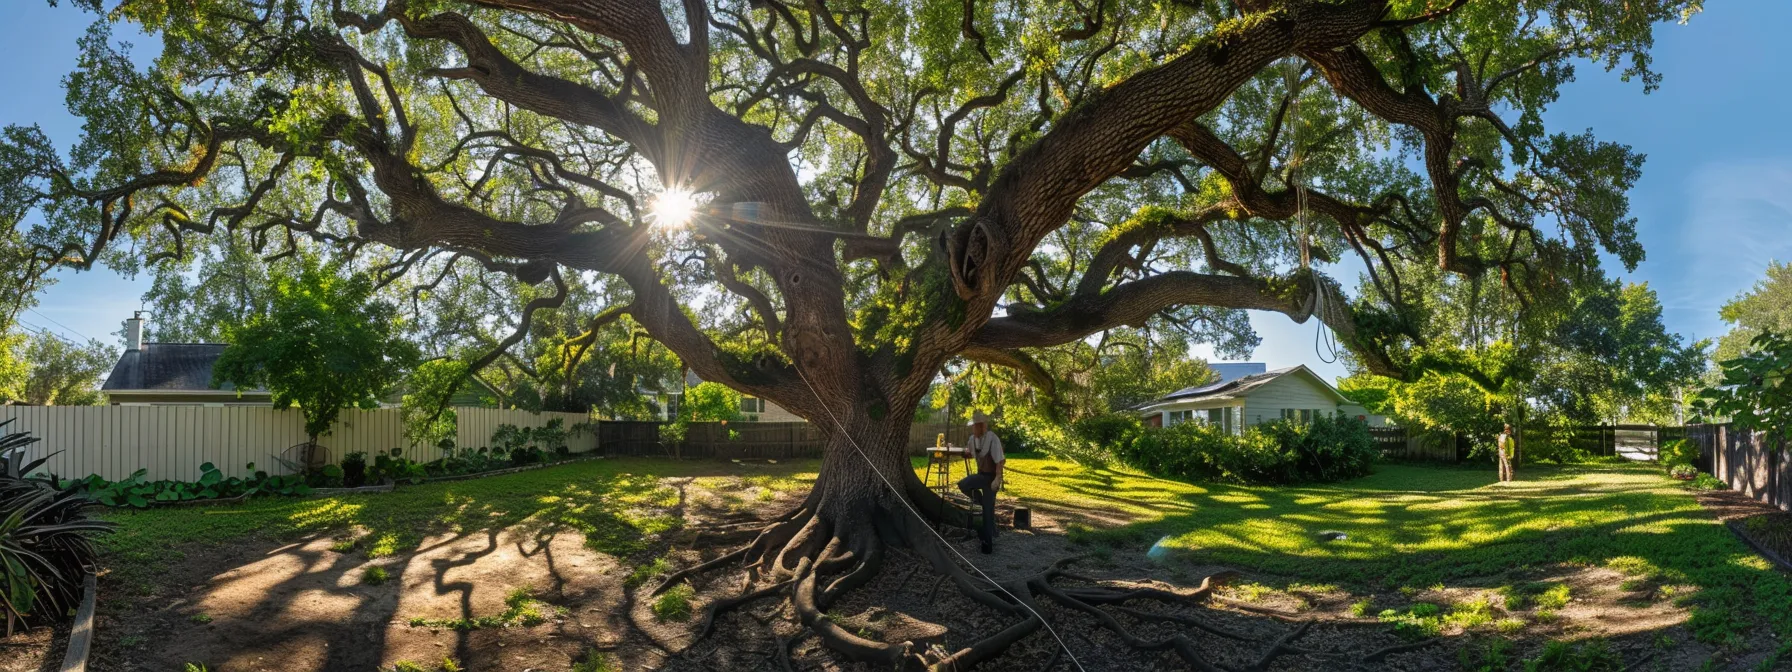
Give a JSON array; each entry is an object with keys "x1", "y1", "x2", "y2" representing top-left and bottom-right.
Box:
[{"x1": 1670, "y1": 464, "x2": 1698, "y2": 481}]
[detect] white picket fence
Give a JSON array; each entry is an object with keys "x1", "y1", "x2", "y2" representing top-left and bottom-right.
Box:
[{"x1": 0, "y1": 406, "x2": 596, "y2": 481}]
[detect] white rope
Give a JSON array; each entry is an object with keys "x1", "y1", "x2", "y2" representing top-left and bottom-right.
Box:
[
  {"x1": 1285, "y1": 58, "x2": 1342, "y2": 365},
  {"x1": 789, "y1": 363, "x2": 1087, "y2": 672}
]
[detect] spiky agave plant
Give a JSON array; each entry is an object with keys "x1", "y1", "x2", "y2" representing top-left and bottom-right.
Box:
[{"x1": 0, "y1": 422, "x2": 113, "y2": 635}]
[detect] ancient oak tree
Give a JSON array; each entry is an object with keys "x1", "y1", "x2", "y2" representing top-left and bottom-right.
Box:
[{"x1": 3, "y1": 0, "x2": 1698, "y2": 666}]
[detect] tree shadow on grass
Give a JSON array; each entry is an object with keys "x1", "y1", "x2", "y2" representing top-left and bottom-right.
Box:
[
  {"x1": 89, "y1": 459, "x2": 761, "y2": 670},
  {"x1": 1036, "y1": 460, "x2": 1792, "y2": 645}
]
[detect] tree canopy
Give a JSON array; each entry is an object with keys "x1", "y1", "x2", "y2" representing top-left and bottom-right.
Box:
[
  {"x1": 213, "y1": 256, "x2": 418, "y2": 440},
  {"x1": 1716, "y1": 261, "x2": 1792, "y2": 364},
  {"x1": 2, "y1": 0, "x2": 1708, "y2": 665}
]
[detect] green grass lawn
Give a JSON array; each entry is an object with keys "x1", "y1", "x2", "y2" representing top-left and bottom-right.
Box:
[
  {"x1": 97, "y1": 454, "x2": 1792, "y2": 647},
  {"x1": 995, "y1": 456, "x2": 1792, "y2": 643}
]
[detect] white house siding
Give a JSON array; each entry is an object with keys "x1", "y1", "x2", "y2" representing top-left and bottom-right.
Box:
[
  {"x1": 747, "y1": 398, "x2": 805, "y2": 423},
  {"x1": 1338, "y1": 404, "x2": 1386, "y2": 427},
  {"x1": 1241, "y1": 373, "x2": 1345, "y2": 426}
]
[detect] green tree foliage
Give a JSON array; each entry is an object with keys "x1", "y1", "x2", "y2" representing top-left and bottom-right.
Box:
[
  {"x1": 140, "y1": 235, "x2": 280, "y2": 343},
  {"x1": 1694, "y1": 331, "x2": 1792, "y2": 447},
  {"x1": 681, "y1": 382, "x2": 742, "y2": 423},
  {"x1": 401, "y1": 359, "x2": 466, "y2": 450},
  {"x1": 943, "y1": 326, "x2": 1224, "y2": 431},
  {"x1": 9, "y1": 332, "x2": 114, "y2": 406},
  {"x1": 1715, "y1": 261, "x2": 1792, "y2": 363},
  {"x1": 0, "y1": 0, "x2": 1712, "y2": 660},
  {"x1": 213, "y1": 258, "x2": 418, "y2": 441},
  {"x1": 1343, "y1": 279, "x2": 1703, "y2": 440}
]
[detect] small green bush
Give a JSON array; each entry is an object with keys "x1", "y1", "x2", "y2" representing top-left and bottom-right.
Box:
[
  {"x1": 1523, "y1": 639, "x2": 1621, "y2": 671},
  {"x1": 652, "y1": 584, "x2": 695, "y2": 622},
  {"x1": 1459, "y1": 638, "x2": 1513, "y2": 672},
  {"x1": 362, "y1": 566, "x2": 390, "y2": 585},
  {"x1": 1688, "y1": 606, "x2": 1746, "y2": 646},
  {"x1": 1659, "y1": 438, "x2": 1697, "y2": 470},
  {"x1": 571, "y1": 649, "x2": 618, "y2": 672}
]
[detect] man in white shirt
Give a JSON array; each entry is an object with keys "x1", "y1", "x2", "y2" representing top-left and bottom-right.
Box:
[
  {"x1": 1496, "y1": 424, "x2": 1515, "y2": 482},
  {"x1": 956, "y1": 411, "x2": 1005, "y2": 554}
]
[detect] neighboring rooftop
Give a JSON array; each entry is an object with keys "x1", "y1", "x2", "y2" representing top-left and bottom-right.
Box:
[
  {"x1": 1159, "y1": 365, "x2": 1300, "y2": 402},
  {"x1": 100, "y1": 343, "x2": 256, "y2": 393},
  {"x1": 1207, "y1": 362, "x2": 1268, "y2": 384}
]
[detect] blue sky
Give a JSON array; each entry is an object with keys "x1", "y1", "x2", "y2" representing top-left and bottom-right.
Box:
[{"x1": 4, "y1": 1, "x2": 1790, "y2": 382}]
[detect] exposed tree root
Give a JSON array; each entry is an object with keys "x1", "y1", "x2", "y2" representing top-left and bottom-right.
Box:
[
  {"x1": 655, "y1": 494, "x2": 1446, "y2": 671},
  {"x1": 1244, "y1": 619, "x2": 1312, "y2": 672},
  {"x1": 1362, "y1": 637, "x2": 1441, "y2": 663}
]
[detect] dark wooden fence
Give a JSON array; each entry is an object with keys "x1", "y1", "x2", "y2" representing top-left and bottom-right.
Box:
[
  {"x1": 1368, "y1": 427, "x2": 1460, "y2": 462},
  {"x1": 1685, "y1": 423, "x2": 1789, "y2": 511},
  {"x1": 595, "y1": 420, "x2": 973, "y2": 460},
  {"x1": 1371, "y1": 423, "x2": 1688, "y2": 464}
]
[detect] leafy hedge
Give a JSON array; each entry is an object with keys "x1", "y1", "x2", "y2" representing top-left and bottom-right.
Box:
[
  {"x1": 58, "y1": 462, "x2": 311, "y2": 508},
  {"x1": 1061, "y1": 412, "x2": 1378, "y2": 485},
  {"x1": 1659, "y1": 438, "x2": 1697, "y2": 470}
]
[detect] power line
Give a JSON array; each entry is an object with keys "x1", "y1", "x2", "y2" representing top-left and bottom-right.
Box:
[
  {"x1": 26, "y1": 308, "x2": 92, "y2": 342},
  {"x1": 15, "y1": 320, "x2": 82, "y2": 347}
]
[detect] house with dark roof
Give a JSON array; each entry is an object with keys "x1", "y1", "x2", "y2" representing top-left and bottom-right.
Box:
[
  {"x1": 1135, "y1": 364, "x2": 1384, "y2": 433},
  {"x1": 101, "y1": 315, "x2": 272, "y2": 405}
]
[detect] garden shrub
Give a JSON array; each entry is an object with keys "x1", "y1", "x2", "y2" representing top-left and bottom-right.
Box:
[
  {"x1": 1256, "y1": 415, "x2": 1378, "y2": 482},
  {"x1": 0, "y1": 429, "x2": 111, "y2": 635},
  {"x1": 1521, "y1": 429, "x2": 1585, "y2": 465},
  {"x1": 1659, "y1": 438, "x2": 1697, "y2": 470},
  {"x1": 341, "y1": 452, "x2": 368, "y2": 487},
  {"x1": 1113, "y1": 414, "x2": 1376, "y2": 485}
]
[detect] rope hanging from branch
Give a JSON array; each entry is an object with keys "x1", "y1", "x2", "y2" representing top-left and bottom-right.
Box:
[{"x1": 1283, "y1": 58, "x2": 1342, "y2": 365}]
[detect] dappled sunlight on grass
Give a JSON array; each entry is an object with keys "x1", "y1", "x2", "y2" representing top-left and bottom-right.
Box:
[
  {"x1": 97, "y1": 458, "x2": 823, "y2": 586},
  {"x1": 999, "y1": 457, "x2": 1792, "y2": 637}
]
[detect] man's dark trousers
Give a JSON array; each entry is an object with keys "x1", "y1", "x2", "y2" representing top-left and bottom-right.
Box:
[{"x1": 957, "y1": 472, "x2": 996, "y2": 546}]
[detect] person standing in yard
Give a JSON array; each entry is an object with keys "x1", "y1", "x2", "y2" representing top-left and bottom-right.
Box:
[
  {"x1": 957, "y1": 411, "x2": 1005, "y2": 554},
  {"x1": 1497, "y1": 424, "x2": 1516, "y2": 482}
]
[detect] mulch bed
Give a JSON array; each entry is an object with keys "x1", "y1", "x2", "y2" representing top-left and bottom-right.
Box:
[{"x1": 1700, "y1": 489, "x2": 1792, "y2": 572}]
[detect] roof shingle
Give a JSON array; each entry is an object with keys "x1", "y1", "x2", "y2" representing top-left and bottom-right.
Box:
[{"x1": 101, "y1": 344, "x2": 259, "y2": 393}]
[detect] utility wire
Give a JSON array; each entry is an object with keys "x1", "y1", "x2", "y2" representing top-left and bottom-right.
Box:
[{"x1": 26, "y1": 308, "x2": 92, "y2": 342}]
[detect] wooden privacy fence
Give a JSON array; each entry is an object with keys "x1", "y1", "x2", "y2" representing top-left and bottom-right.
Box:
[
  {"x1": 0, "y1": 406, "x2": 594, "y2": 481},
  {"x1": 597, "y1": 420, "x2": 973, "y2": 460},
  {"x1": 1686, "y1": 423, "x2": 1789, "y2": 511},
  {"x1": 1369, "y1": 427, "x2": 1461, "y2": 462}
]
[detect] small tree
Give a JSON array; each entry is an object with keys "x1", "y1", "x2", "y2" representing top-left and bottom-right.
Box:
[
  {"x1": 401, "y1": 359, "x2": 467, "y2": 453},
  {"x1": 213, "y1": 259, "x2": 418, "y2": 445},
  {"x1": 16, "y1": 333, "x2": 114, "y2": 406},
  {"x1": 1694, "y1": 331, "x2": 1792, "y2": 448},
  {"x1": 682, "y1": 382, "x2": 743, "y2": 423}
]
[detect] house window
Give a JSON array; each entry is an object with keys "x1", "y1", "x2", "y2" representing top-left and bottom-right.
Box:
[
  {"x1": 1280, "y1": 409, "x2": 1322, "y2": 423},
  {"x1": 664, "y1": 393, "x2": 682, "y2": 420},
  {"x1": 1205, "y1": 408, "x2": 1238, "y2": 434},
  {"x1": 741, "y1": 396, "x2": 765, "y2": 413},
  {"x1": 1165, "y1": 410, "x2": 1195, "y2": 425}
]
